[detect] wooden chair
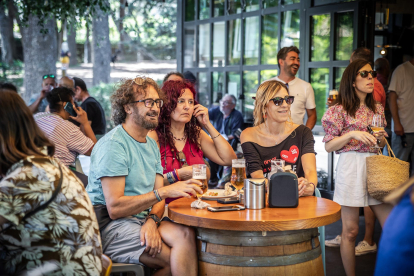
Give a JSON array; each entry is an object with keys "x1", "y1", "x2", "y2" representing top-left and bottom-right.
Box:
[
  {"x1": 315, "y1": 188, "x2": 326, "y2": 276},
  {"x1": 102, "y1": 254, "x2": 113, "y2": 276}
]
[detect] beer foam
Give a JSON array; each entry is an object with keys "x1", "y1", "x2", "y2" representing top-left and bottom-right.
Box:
[
  {"x1": 193, "y1": 176, "x2": 206, "y2": 180},
  {"x1": 232, "y1": 164, "x2": 245, "y2": 168}
]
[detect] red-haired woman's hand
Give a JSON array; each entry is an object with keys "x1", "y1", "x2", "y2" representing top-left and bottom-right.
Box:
[{"x1": 193, "y1": 104, "x2": 210, "y2": 126}]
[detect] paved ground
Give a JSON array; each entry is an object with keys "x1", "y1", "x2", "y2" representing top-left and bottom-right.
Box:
[
  {"x1": 59, "y1": 60, "x2": 177, "y2": 89},
  {"x1": 325, "y1": 216, "x2": 381, "y2": 276}
]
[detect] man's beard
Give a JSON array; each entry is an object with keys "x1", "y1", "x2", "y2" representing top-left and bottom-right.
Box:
[{"x1": 132, "y1": 106, "x2": 159, "y2": 130}]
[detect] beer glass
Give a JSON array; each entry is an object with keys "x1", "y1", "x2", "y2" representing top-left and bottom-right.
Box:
[
  {"x1": 327, "y1": 89, "x2": 338, "y2": 106},
  {"x1": 231, "y1": 159, "x2": 246, "y2": 193},
  {"x1": 370, "y1": 114, "x2": 384, "y2": 150},
  {"x1": 192, "y1": 164, "x2": 208, "y2": 199}
]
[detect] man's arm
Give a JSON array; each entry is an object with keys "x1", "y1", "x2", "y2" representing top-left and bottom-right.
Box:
[
  {"x1": 388, "y1": 91, "x2": 404, "y2": 136},
  {"x1": 150, "y1": 174, "x2": 166, "y2": 218},
  {"x1": 229, "y1": 111, "x2": 244, "y2": 141},
  {"x1": 305, "y1": 108, "x2": 317, "y2": 130},
  {"x1": 28, "y1": 91, "x2": 47, "y2": 113}
]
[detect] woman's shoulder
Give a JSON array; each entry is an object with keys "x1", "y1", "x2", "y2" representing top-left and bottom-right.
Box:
[{"x1": 240, "y1": 126, "x2": 260, "y2": 144}]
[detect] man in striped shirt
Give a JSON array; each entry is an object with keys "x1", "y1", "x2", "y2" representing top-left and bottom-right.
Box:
[{"x1": 34, "y1": 87, "x2": 96, "y2": 167}]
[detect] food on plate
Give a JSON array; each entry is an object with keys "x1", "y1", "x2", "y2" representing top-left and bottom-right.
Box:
[
  {"x1": 206, "y1": 191, "x2": 219, "y2": 196},
  {"x1": 224, "y1": 182, "x2": 233, "y2": 196}
]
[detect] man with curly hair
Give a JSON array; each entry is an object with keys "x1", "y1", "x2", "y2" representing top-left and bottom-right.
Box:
[{"x1": 86, "y1": 77, "x2": 201, "y2": 275}]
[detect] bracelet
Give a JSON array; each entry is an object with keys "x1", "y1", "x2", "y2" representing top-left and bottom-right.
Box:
[
  {"x1": 309, "y1": 182, "x2": 316, "y2": 191},
  {"x1": 211, "y1": 133, "x2": 221, "y2": 139},
  {"x1": 170, "y1": 171, "x2": 177, "y2": 182},
  {"x1": 173, "y1": 169, "x2": 181, "y2": 181},
  {"x1": 153, "y1": 189, "x2": 162, "y2": 202},
  {"x1": 166, "y1": 172, "x2": 175, "y2": 184}
]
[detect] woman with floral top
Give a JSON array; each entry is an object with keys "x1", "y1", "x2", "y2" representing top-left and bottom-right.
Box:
[
  {"x1": 322, "y1": 59, "x2": 393, "y2": 276},
  {"x1": 0, "y1": 90, "x2": 103, "y2": 275}
]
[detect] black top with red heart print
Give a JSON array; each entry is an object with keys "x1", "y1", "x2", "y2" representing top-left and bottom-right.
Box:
[{"x1": 241, "y1": 125, "x2": 315, "y2": 178}]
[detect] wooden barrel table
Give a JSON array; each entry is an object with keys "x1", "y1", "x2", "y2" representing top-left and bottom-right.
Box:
[{"x1": 168, "y1": 196, "x2": 341, "y2": 276}]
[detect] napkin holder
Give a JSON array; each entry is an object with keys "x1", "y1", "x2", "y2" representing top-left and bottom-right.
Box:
[{"x1": 268, "y1": 172, "x2": 298, "y2": 208}]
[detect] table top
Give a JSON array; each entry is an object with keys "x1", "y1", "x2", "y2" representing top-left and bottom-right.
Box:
[{"x1": 168, "y1": 196, "x2": 341, "y2": 231}]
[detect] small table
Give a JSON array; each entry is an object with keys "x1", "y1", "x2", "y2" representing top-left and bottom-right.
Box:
[{"x1": 168, "y1": 196, "x2": 341, "y2": 276}]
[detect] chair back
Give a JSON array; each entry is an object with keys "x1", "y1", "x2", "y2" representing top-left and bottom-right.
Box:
[{"x1": 102, "y1": 254, "x2": 113, "y2": 276}]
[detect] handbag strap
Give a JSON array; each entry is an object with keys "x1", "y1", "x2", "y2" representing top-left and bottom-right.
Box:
[{"x1": 377, "y1": 138, "x2": 396, "y2": 158}]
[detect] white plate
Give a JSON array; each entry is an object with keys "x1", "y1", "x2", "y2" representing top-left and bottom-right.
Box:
[{"x1": 202, "y1": 189, "x2": 237, "y2": 200}]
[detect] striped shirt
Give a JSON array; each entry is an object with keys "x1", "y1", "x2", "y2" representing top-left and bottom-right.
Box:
[{"x1": 34, "y1": 112, "x2": 94, "y2": 166}]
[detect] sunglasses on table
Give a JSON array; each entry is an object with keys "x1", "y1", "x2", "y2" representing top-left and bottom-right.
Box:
[
  {"x1": 357, "y1": 70, "x2": 377, "y2": 78},
  {"x1": 43, "y1": 74, "x2": 55, "y2": 79},
  {"x1": 270, "y1": 96, "x2": 295, "y2": 106},
  {"x1": 130, "y1": 98, "x2": 164, "y2": 108}
]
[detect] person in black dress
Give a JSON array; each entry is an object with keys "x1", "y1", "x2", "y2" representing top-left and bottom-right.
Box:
[{"x1": 240, "y1": 80, "x2": 316, "y2": 197}]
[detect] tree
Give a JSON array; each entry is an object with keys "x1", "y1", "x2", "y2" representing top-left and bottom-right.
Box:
[
  {"x1": 67, "y1": 24, "x2": 78, "y2": 66},
  {"x1": 0, "y1": 0, "x2": 109, "y2": 100},
  {"x1": 20, "y1": 16, "x2": 57, "y2": 102},
  {"x1": 0, "y1": 1, "x2": 16, "y2": 64},
  {"x1": 92, "y1": 2, "x2": 111, "y2": 85}
]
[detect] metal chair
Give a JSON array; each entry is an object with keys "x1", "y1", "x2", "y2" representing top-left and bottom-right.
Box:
[
  {"x1": 314, "y1": 187, "x2": 326, "y2": 276},
  {"x1": 110, "y1": 263, "x2": 149, "y2": 276}
]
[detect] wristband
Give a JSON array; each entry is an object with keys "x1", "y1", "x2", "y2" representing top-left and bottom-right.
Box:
[
  {"x1": 166, "y1": 172, "x2": 175, "y2": 184},
  {"x1": 153, "y1": 189, "x2": 162, "y2": 202},
  {"x1": 309, "y1": 182, "x2": 316, "y2": 191},
  {"x1": 173, "y1": 169, "x2": 181, "y2": 181}
]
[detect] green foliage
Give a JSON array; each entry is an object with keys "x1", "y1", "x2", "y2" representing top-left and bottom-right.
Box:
[
  {"x1": 262, "y1": 13, "x2": 278, "y2": 65},
  {"x1": 310, "y1": 68, "x2": 329, "y2": 126},
  {"x1": 311, "y1": 14, "x2": 331, "y2": 62},
  {"x1": 0, "y1": 60, "x2": 24, "y2": 89},
  {"x1": 2, "y1": 0, "x2": 110, "y2": 33}
]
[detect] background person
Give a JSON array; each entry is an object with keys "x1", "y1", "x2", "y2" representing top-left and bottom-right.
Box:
[
  {"x1": 265, "y1": 46, "x2": 317, "y2": 130},
  {"x1": 0, "y1": 82, "x2": 18, "y2": 93},
  {"x1": 388, "y1": 57, "x2": 414, "y2": 176},
  {"x1": 28, "y1": 74, "x2": 56, "y2": 113},
  {"x1": 148, "y1": 81, "x2": 236, "y2": 197},
  {"x1": 207, "y1": 94, "x2": 244, "y2": 187},
  {"x1": 0, "y1": 90, "x2": 102, "y2": 275},
  {"x1": 34, "y1": 87, "x2": 96, "y2": 167},
  {"x1": 241, "y1": 80, "x2": 316, "y2": 197},
  {"x1": 73, "y1": 77, "x2": 107, "y2": 139},
  {"x1": 86, "y1": 77, "x2": 201, "y2": 275},
  {"x1": 322, "y1": 59, "x2": 392, "y2": 276},
  {"x1": 163, "y1": 71, "x2": 185, "y2": 83}
]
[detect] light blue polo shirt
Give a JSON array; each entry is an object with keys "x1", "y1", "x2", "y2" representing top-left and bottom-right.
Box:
[{"x1": 86, "y1": 125, "x2": 163, "y2": 218}]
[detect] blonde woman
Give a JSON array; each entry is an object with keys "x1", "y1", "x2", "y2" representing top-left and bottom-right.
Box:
[{"x1": 240, "y1": 80, "x2": 316, "y2": 197}]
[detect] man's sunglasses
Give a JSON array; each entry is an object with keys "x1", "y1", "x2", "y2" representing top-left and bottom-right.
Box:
[
  {"x1": 130, "y1": 98, "x2": 164, "y2": 108},
  {"x1": 43, "y1": 74, "x2": 55, "y2": 79},
  {"x1": 270, "y1": 96, "x2": 295, "y2": 106},
  {"x1": 357, "y1": 70, "x2": 377, "y2": 78}
]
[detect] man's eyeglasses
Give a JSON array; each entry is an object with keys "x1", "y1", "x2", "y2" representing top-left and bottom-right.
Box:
[
  {"x1": 43, "y1": 74, "x2": 55, "y2": 79},
  {"x1": 357, "y1": 70, "x2": 377, "y2": 78},
  {"x1": 130, "y1": 98, "x2": 164, "y2": 108},
  {"x1": 220, "y1": 100, "x2": 233, "y2": 106},
  {"x1": 270, "y1": 96, "x2": 295, "y2": 106}
]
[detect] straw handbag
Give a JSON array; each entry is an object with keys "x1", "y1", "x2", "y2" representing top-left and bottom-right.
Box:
[{"x1": 366, "y1": 139, "x2": 410, "y2": 202}]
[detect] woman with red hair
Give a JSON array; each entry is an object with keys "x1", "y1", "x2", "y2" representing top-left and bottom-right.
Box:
[{"x1": 148, "y1": 81, "x2": 236, "y2": 200}]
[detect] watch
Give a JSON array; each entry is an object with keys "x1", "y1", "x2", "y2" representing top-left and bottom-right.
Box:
[{"x1": 146, "y1": 214, "x2": 161, "y2": 227}]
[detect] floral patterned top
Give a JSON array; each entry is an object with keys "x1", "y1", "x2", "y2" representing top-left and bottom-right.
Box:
[
  {"x1": 322, "y1": 104, "x2": 386, "y2": 154},
  {"x1": 0, "y1": 156, "x2": 103, "y2": 276}
]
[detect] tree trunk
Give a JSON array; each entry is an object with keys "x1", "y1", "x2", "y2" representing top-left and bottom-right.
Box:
[
  {"x1": 84, "y1": 23, "x2": 91, "y2": 63},
  {"x1": 67, "y1": 24, "x2": 78, "y2": 66},
  {"x1": 0, "y1": 4, "x2": 15, "y2": 64},
  {"x1": 20, "y1": 16, "x2": 57, "y2": 102},
  {"x1": 118, "y1": 0, "x2": 126, "y2": 52},
  {"x1": 92, "y1": 3, "x2": 111, "y2": 85}
]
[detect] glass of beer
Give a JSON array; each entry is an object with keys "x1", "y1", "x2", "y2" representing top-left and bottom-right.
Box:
[
  {"x1": 192, "y1": 164, "x2": 208, "y2": 199},
  {"x1": 327, "y1": 89, "x2": 338, "y2": 106},
  {"x1": 231, "y1": 159, "x2": 246, "y2": 193},
  {"x1": 371, "y1": 114, "x2": 384, "y2": 150}
]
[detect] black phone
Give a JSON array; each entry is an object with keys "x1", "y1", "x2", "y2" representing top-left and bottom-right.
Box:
[
  {"x1": 217, "y1": 197, "x2": 239, "y2": 204},
  {"x1": 64, "y1": 102, "x2": 77, "y2": 117},
  {"x1": 207, "y1": 205, "x2": 245, "y2": 212}
]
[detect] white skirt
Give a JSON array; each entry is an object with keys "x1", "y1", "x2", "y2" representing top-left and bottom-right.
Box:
[{"x1": 334, "y1": 151, "x2": 382, "y2": 207}]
